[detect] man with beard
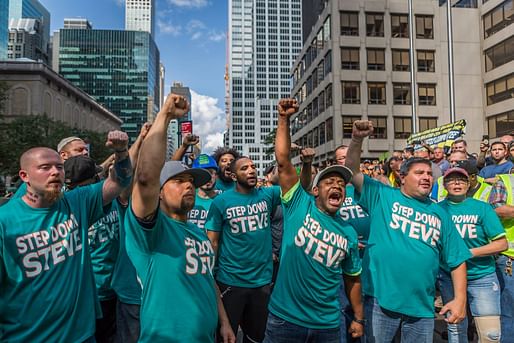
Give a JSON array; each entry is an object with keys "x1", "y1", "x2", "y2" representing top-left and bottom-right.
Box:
[
  {"x1": 263, "y1": 99, "x2": 363, "y2": 343},
  {"x1": 479, "y1": 142, "x2": 514, "y2": 183},
  {"x1": 0, "y1": 131, "x2": 132, "y2": 342},
  {"x1": 206, "y1": 156, "x2": 281, "y2": 343},
  {"x1": 212, "y1": 147, "x2": 241, "y2": 193},
  {"x1": 125, "y1": 93, "x2": 234, "y2": 343},
  {"x1": 187, "y1": 154, "x2": 219, "y2": 231},
  {"x1": 346, "y1": 120, "x2": 471, "y2": 342}
]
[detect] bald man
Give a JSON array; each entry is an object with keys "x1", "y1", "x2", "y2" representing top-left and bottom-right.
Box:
[{"x1": 0, "y1": 132, "x2": 132, "y2": 342}]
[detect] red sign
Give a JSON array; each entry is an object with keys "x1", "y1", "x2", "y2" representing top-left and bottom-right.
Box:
[{"x1": 181, "y1": 121, "x2": 193, "y2": 135}]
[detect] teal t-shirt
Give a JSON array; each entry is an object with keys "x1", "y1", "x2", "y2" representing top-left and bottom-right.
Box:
[
  {"x1": 357, "y1": 176, "x2": 471, "y2": 318},
  {"x1": 125, "y1": 205, "x2": 218, "y2": 343},
  {"x1": 11, "y1": 182, "x2": 26, "y2": 199},
  {"x1": 268, "y1": 182, "x2": 361, "y2": 329},
  {"x1": 111, "y1": 202, "x2": 141, "y2": 305},
  {"x1": 205, "y1": 186, "x2": 281, "y2": 287},
  {"x1": 214, "y1": 178, "x2": 235, "y2": 193},
  {"x1": 0, "y1": 182, "x2": 104, "y2": 342},
  {"x1": 339, "y1": 184, "x2": 370, "y2": 244},
  {"x1": 439, "y1": 198, "x2": 506, "y2": 280},
  {"x1": 89, "y1": 199, "x2": 121, "y2": 301},
  {"x1": 188, "y1": 193, "x2": 216, "y2": 231}
]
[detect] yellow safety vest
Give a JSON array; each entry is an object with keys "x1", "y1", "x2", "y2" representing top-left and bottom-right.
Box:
[
  {"x1": 498, "y1": 174, "x2": 514, "y2": 258},
  {"x1": 436, "y1": 176, "x2": 492, "y2": 203}
]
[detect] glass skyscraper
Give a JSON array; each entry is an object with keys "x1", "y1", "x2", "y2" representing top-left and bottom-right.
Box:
[
  {"x1": 0, "y1": 0, "x2": 8, "y2": 59},
  {"x1": 228, "y1": 0, "x2": 302, "y2": 173},
  {"x1": 55, "y1": 29, "x2": 160, "y2": 141}
]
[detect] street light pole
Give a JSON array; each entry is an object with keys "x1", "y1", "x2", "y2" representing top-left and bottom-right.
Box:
[
  {"x1": 408, "y1": 0, "x2": 418, "y2": 133},
  {"x1": 447, "y1": 0, "x2": 456, "y2": 123}
]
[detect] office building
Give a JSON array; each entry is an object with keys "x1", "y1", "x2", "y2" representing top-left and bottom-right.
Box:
[
  {"x1": 125, "y1": 0, "x2": 155, "y2": 37},
  {"x1": 0, "y1": 60, "x2": 122, "y2": 132},
  {"x1": 0, "y1": 0, "x2": 8, "y2": 59},
  {"x1": 227, "y1": 0, "x2": 303, "y2": 173},
  {"x1": 53, "y1": 27, "x2": 160, "y2": 142},
  {"x1": 63, "y1": 18, "x2": 92, "y2": 30},
  {"x1": 169, "y1": 82, "x2": 192, "y2": 154},
  {"x1": 289, "y1": 0, "x2": 510, "y2": 163},
  {"x1": 8, "y1": 18, "x2": 47, "y2": 62}
]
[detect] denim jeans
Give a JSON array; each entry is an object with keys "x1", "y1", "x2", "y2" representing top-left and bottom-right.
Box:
[
  {"x1": 364, "y1": 296, "x2": 434, "y2": 343},
  {"x1": 263, "y1": 312, "x2": 340, "y2": 343},
  {"x1": 339, "y1": 282, "x2": 364, "y2": 343},
  {"x1": 438, "y1": 270, "x2": 501, "y2": 343},
  {"x1": 115, "y1": 301, "x2": 140, "y2": 343},
  {"x1": 496, "y1": 255, "x2": 514, "y2": 343}
]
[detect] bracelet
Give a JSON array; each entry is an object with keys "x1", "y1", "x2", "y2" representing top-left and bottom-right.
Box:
[{"x1": 353, "y1": 319, "x2": 366, "y2": 325}]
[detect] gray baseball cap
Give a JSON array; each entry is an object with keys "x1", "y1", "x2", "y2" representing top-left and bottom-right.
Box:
[
  {"x1": 160, "y1": 161, "x2": 211, "y2": 188},
  {"x1": 312, "y1": 165, "x2": 353, "y2": 187}
]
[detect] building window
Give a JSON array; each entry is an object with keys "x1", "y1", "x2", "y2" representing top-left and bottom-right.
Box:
[
  {"x1": 415, "y1": 15, "x2": 434, "y2": 39},
  {"x1": 341, "y1": 11, "x2": 359, "y2": 36},
  {"x1": 392, "y1": 49, "x2": 410, "y2": 71},
  {"x1": 366, "y1": 12, "x2": 384, "y2": 37},
  {"x1": 417, "y1": 50, "x2": 435, "y2": 72},
  {"x1": 488, "y1": 110, "x2": 514, "y2": 138},
  {"x1": 319, "y1": 122, "x2": 326, "y2": 145},
  {"x1": 391, "y1": 14, "x2": 409, "y2": 38},
  {"x1": 367, "y1": 49, "x2": 385, "y2": 70},
  {"x1": 342, "y1": 81, "x2": 361, "y2": 104},
  {"x1": 393, "y1": 83, "x2": 412, "y2": 105},
  {"x1": 418, "y1": 84, "x2": 437, "y2": 106},
  {"x1": 394, "y1": 117, "x2": 412, "y2": 139},
  {"x1": 485, "y1": 36, "x2": 514, "y2": 72},
  {"x1": 369, "y1": 116, "x2": 387, "y2": 139},
  {"x1": 483, "y1": 0, "x2": 514, "y2": 38},
  {"x1": 368, "y1": 82, "x2": 386, "y2": 105},
  {"x1": 324, "y1": 51, "x2": 332, "y2": 76},
  {"x1": 419, "y1": 117, "x2": 437, "y2": 132},
  {"x1": 341, "y1": 47, "x2": 360, "y2": 70},
  {"x1": 326, "y1": 117, "x2": 334, "y2": 142},
  {"x1": 486, "y1": 73, "x2": 514, "y2": 105},
  {"x1": 325, "y1": 84, "x2": 333, "y2": 107},
  {"x1": 343, "y1": 116, "x2": 361, "y2": 138},
  {"x1": 319, "y1": 90, "x2": 325, "y2": 113}
]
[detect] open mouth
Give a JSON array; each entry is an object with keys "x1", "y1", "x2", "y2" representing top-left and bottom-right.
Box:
[{"x1": 328, "y1": 192, "x2": 342, "y2": 206}]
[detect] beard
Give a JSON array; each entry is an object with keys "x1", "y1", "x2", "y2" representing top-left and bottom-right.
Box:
[
  {"x1": 180, "y1": 196, "x2": 195, "y2": 212},
  {"x1": 43, "y1": 188, "x2": 63, "y2": 203}
]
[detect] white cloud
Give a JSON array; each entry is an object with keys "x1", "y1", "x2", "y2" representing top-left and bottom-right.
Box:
[
  {"x1": 114, "y1": 0, "x2": 124, "y2": 7},
  {"x1": 190, "y1": 90, "x2": 226, "y2": 154},
  {"x1": 168, "y1": 0, "x2": 209, "y2": 8},
  {"x1": 208, "y1": 30, "x2": 226, "y2": 42},
  {"x1": 157, "y1": 20, "x2": 182, "y2": 36}
]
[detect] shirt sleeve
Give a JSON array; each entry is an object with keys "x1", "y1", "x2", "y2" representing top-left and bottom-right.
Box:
[
  {"x1": 356, "y1": 175, "x2": 385, "y2": 213},
  {"x1": 488, "y1": 180, "x2": 508, "y2": 208},
  {"x1": 205, "y1": 198, "x2": 224, "y2": 232},
  {"x1": 481, "y1": 202, "x2": 506, "y2": 240},
  {"x1": 341, "y1": 239, "x2": 362, "y2": 276},
  {"x1": 124, "y1": 202, "x2": 161, "y2": 253},
  {"x1": 281, "y1": 181, "x2": 308, "y2": 211},
  {"x1": 439, "y1": 212, "x2": 472, "y2": 269}
]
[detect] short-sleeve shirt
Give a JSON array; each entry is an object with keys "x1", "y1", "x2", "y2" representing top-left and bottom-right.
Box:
[
  {"x1": 479, "y1": 161, "x2": 514, "y2": 179},
  {"x1": 357, "y1": 176, "x2": 471, "y2": 318},
  {"x1": 268, "y1": 182, "x2": 361, "y2": 329},
  {"x1": 125, "y1": 205, "x2": 217, "y2": 343},
  {"x1": 205, "y1": 186, "x2": 281, "y2": 287},
  {"x1": 214, "y1": 178, "x2": 235, "y2": 193},
  {"x1": 439, "y1": 198, "x2": 505, "y2": 279},
  {"x1": 188, "y1": 193, "x2": 216, "y2": 232},
  {"x1": 89, "y1": 199, "x2": 121, "y2": 301},
  {"x1": 110, "y1": 203, "x2": 141, "y2": 305},
  {"x1": 339, "y1": 184, "x2": 370, "y2": 244},
  {"x1": 0, "y1": 182, "x2": 104, "y2": 342}
]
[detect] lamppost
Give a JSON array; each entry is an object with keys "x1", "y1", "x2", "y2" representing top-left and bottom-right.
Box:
[
  {"x1": 408, "y1": 0, "x2": 418, "y2": 133},
  {"x1": 446, "y1": 0, "x2": 456, "y2": 123}
]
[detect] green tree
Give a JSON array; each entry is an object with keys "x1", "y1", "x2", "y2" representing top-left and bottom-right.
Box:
[
  {"x1": 263, "y1": 128, "x2": 277, "y2": 157},
  {"x1": 0, "y1": 81, "x2": 9, "y2": 115}
]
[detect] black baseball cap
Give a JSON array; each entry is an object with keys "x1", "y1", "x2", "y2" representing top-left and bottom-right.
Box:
[{"x1": 64, "y1": 155, "x2": 103, "y2": 185}]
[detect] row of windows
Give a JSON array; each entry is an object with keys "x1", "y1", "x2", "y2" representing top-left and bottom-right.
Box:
[
  {"x1": 340, "y1": 12, "x2": 433, "y2": 39},
  {"x1": 341, "y1": 82, "x2": 436, "y2": 106},
  {"x1": 292, "y1": 84, "x2": 333, "y2": 134},
  {"x1": 294, "y1": 118, "x2": 334, "y2": 149},
  {"x1": 294, "y1": 51, "x2": 332, "y2": 102},
  {"x1": 488, "y1": 110, "x2": 514, "y2": 138},
  {"x1": 486, "y1": 73, "x2": 514, "y2": 105},
  {"x1": 341, "y1": 48, "x2": 435, "y2": 72},
  {"x1": 483, "y1": 0, "x2": 514, "y2": 38},
  {"x1": 485, "y1": 34, "x2": 514, "y2": 72},
  {"x1": 341, "y1": 116, "x2": 437, "y2": 139}
]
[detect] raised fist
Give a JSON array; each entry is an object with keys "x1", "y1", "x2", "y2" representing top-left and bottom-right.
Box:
[
  {"x1": 162, "y1": 93, "x2": 189, "y2": 120},
  {"x1": 300, "y1": 147, "x2": 316, "y2": 164},
  {"x1": 352, "y1": 120, "x2": 374, "y2": 139},
  {"x1": 278, "y1": 98, "x2": 299, "y2": 118},
  {"x1": 183, "y1": 134, "x2": 200, "y2": 146},
  {"x1": 106, "y1": 130, "x2": 129, "y2": 151}
]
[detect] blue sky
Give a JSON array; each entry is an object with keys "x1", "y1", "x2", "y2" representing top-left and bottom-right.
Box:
[{"x1": 40, "y1": 0, "x2": 228, "y2": 151}]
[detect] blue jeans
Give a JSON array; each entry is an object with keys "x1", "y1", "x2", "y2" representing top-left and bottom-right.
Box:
[
  {"x1": 339, "y1": 282, "x2": 363, "y2": 343},
  {"x1": 263, "y1": 312, "x2": 340, "y2": 343},
  {"x1": 496, "y1": 255, "x2": 514, "y2": 343},
  {"x1": 438, "y1": 270, "x2": 501, "y2": 343},
  {"x1": 364, "y1": 296, "x2": 434, "y2": 343}
]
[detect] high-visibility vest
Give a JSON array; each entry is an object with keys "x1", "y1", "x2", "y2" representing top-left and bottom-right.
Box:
[
  {"x1": 498, "y1": 174, "x2": 514, "y2": 258},
  {"x1": 436, "y1": 176, "x2": 492, "y2": 203}
]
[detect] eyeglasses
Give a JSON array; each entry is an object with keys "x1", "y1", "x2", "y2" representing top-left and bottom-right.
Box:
[{"x1": 444, "y1": 178, "x2": 468, "y2": 185}]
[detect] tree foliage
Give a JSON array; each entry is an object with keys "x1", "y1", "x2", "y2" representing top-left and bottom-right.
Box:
[
  {"x1": 0, "y1": 114, "x2": 112, "y2": 175},
  {"x1": 263, "y1": 128, "x2": 277, "y2": 157}
]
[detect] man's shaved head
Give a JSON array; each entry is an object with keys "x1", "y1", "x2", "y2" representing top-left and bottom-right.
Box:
[{"x1": 20, "y1": 147, "x2": 59, "y2": 169}]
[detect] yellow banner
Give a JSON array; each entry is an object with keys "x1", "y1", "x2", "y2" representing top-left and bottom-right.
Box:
[{"x1": 407, "y1": 119, "x2": 467, "y2": 149}]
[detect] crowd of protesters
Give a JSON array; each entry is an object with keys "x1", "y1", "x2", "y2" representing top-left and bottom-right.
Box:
[{"x1": 0, "y1": 94, "x2": 513, "y2": 343}]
